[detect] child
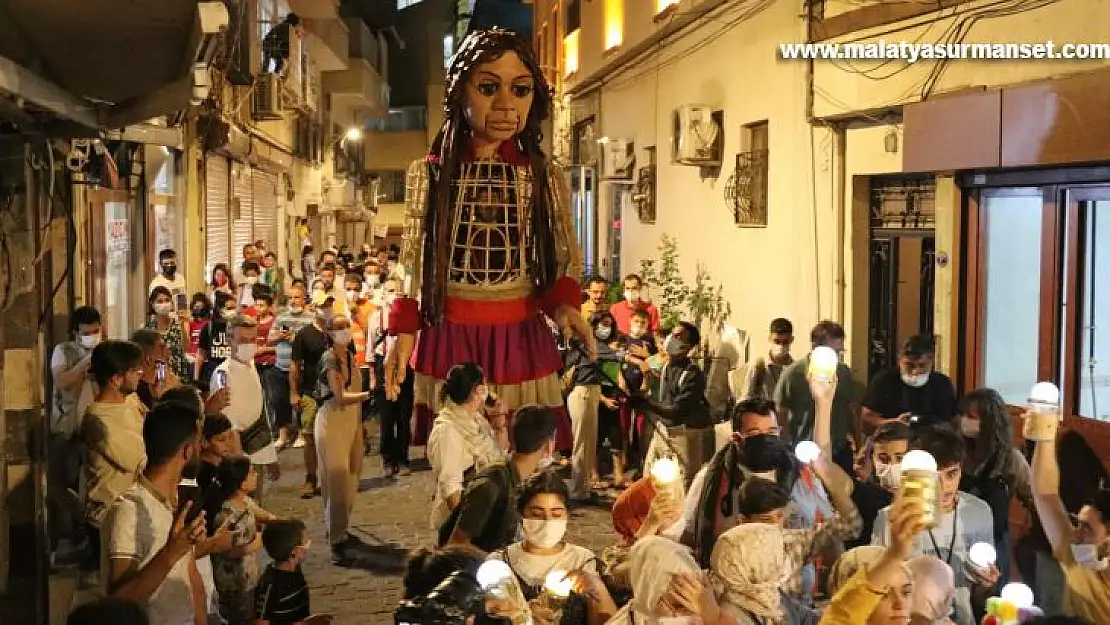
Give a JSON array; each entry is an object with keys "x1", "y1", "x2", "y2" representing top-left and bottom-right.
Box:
[
  {"x1": 239, "y1": 262, "x2": 261, "y2": 310},
  {"x1": 197, "y1": 291, "x2": 238, "y2": 388},
  {"x1": 188, "y1": 293, "x2": 212, "y2": 372},
  {"x1": 208, "y1": 456, "x2": 278, "y2": 625},
  {"x1": 253, "y1": 520, "x2": 333, "y2": 625}
]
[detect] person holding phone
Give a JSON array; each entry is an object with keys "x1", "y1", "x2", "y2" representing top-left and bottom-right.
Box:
[{"x1": 147, "y1": 287, "x2": 190, "y2": 381}]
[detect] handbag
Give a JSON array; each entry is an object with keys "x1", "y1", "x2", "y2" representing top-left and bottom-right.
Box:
[{"x1": 240, "y1": 399, "x2": 273, "y2": 456}]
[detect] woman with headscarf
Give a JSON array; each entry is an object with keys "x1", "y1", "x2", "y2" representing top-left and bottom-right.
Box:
[
  {"x1": 821, "y1": 495, "x2": 928, "y2": 625},
  {"x1": 381, "y1": 28, "x2": 594, "y2": 459},
  {"x1": 606, "y1": 536, "x2": 733, "y2": 625},
  {"x1": 906, "y1": 556, "x2": 955, "y2": 625},
  {"x1": 427, "y1": 362, "x2": 507, "y2": 529},
  {"x1": 711, "y1": 523, "x2": 790, "y2": 624}
]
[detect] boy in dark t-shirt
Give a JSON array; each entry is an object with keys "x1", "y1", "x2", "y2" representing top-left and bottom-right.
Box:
[
  {"x1": 197, "y1": 291, "x2": 237, "y2": 389},
  {"x1": 254, "y1": 519, "x2": 331, "y2": 625}
]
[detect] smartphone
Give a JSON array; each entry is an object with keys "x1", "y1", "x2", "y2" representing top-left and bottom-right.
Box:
[
  {"x1": 176, "y1": 478, "x2": 203, "y2": 525},
  {"x1": 155, "y1": 360, "x2": 167, "y2": 383},
  {"x1": 175, "y1": 292, "x2": 188, "y2": 311},
  {"x1": 215, "y1": 370, "x2": 228, "y2": 389},
  {"x1": 485, "y1": 391, "x2": 499, "y2": 408}
]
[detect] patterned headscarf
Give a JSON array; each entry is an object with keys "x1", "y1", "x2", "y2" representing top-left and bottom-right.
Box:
[
  {"x1": 827, "y1": 546, "x2": 888, "y2": 596},
  {"x1": 908, "y1": 555, "x2": 954, "y2": 621},
  {"x1": 710, "y1": 523, "x2": 787, "y2": 625}
]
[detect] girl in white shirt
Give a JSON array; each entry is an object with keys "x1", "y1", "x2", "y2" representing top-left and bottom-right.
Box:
[{"x1": 427, "y1": 362, "x2": 506, "y2": 528}]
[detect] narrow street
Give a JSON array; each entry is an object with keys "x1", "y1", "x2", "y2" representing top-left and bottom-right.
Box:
[{"x1": 263, "y1": 423, "x2": 618, "y2": 624}]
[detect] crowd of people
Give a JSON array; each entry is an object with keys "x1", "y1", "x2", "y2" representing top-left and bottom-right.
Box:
[{"x1": 48, "y1": 244, "x2": 1110, "y2": 625}]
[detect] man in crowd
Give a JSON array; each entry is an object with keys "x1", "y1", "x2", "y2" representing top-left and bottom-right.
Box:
[
  {"x1": 582, "y1": 275, "x2": 609, "y2": 318},
  {"x1": 738, "y1": 317, "x2": 794, "y2": 403},
  {"x1": 290, "y1": 299, "x2": 334, "y2": 498},
  {"x1": 102, "y1": 402, "x2": 207, "y2": 624},
  {"x1": 862, "y1": 333, "x2": 957, "y2": 432},
  {"x1": 1031, "y1": 418, "x2": 1110, "y2": 623},
  {"x1": 775, "y1": 320, "x2": 856, "y2": 472},
  {"x1": 870, "y1": 425, "x2": 996, "y2": 625},
  {"x1": 148, "y1": 250, "x2": 187, "y2": 309},
  {"x1": 370, "y1": 277, "x2": 412, "y2": 476},
  {"x1": 49, "y1": 305, "x2": 101, "y2": 556},
  {"x1": 609, "y1": 274, "x2": 660, "y2": 334},
  {"x1": 211, "y1": 314, "x2": 280, "y2": 499},
  {"x1": 441, "y1": 405, "x2": 559, "y2": 553},
  {"x1": 234, "y1": 243, "x2": 262, "y2": 285},
  {"x1": 269, "y1": 285, "x2": 315, "y2": 450}
]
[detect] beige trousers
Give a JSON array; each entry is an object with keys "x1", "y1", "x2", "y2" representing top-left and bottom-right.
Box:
[
  {"x1": 568, "y1": 384, "x2": 601, "y2": 499},
  {"x1": 644, "y1": 422, "x2": 715, "y2": 489},
  {"x1": 314, "y1": 399, "x2": 364, "y2": 545}
]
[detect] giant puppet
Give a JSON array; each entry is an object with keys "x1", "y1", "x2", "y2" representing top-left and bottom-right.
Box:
[{"x1": 381, "y1": 27, "x2": 595, "y2": 449}]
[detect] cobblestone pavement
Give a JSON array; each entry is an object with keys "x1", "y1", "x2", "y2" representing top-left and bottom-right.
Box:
[{"x1": 264, "y1": 427, "x2": 619, "y2": 625}]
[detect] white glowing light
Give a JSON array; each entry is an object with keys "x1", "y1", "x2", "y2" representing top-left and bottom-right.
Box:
[
  {"x1": 345, "y1": 127, "x2": 363, "y2": 141},
  {"x1": 1029, "y1": 381, "x2": 1060, "y2": 406},
  {"x1": 969, "y1": 542, "x2": 997, "y2": 568},
  {"x1": 650, "y1": 457, "x2": 680, "y2": 484},
  {"x1": 900, "y1": 450, "x2": 938, "y2": 473},
  {"x1": 794, "y1": 441, "x2": 821, "y2": 464},
  {"x1": 810, "y1": 346, "x2": 838, "y2": 380},
  {"x1": 544, "y1": 569, "x2": 574, "y2": 597},
  {"x1": 1000, "y1": 582, "x2": 1035, "y2": 609},
  {"x1": 476, "y1": 559, "x2": 513, "y2": 589}
]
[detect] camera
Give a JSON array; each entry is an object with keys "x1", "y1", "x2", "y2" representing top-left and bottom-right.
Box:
[{"x1": 394, "y1": 570, "x2": 487, "y2": 624}]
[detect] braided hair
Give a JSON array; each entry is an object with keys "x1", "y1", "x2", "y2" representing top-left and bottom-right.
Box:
[{"x1": 421, "y1": 28, "x2": 559, "y2": 324}]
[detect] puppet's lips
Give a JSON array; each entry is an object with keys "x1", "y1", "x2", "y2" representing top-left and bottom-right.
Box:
[{"x1": 489, "y1": 121, "x2": 517, "y2": 131}]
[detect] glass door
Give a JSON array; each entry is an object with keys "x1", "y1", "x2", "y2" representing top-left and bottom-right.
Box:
[
  {"x1": 1062, "y1": 187, "x2": 1110, "y2": 421},
  {"x1": 569, "y1": 166, "x2": 597, "y2": 277},
  {"x1": 88, "y1": 189, "x2": 138, "y2": 339}
]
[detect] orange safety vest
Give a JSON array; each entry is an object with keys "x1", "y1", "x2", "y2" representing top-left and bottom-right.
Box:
[{"x1": 350, "y1": 300, "x2": 375, "y2": 367}]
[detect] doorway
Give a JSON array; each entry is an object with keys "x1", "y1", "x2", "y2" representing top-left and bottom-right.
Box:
[
  {"x1": 867, "y1": 177, "x2": 937, "y2": 379},
  {"x1": 87, "y1": 189, "x2": 143, "y2": 339}
]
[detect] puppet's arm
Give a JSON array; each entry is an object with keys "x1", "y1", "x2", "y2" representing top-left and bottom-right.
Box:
[
  {"x1": 548, "y1": 162, "x2": 583, "y2": 280},
  {"x1": 384, "y1": 159, "x2": 429, "y2": 399}
]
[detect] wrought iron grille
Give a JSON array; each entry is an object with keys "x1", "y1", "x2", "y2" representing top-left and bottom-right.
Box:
[
  {"x1": 724, "y1": 149, "x2": 768, "y2": 227},
  {"x1": 869, "y1": 176, "x2": 936, "y2": 229}
]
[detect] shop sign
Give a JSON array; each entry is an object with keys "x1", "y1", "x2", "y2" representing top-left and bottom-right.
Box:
[{"x1": 107, "y1": 219, "x2": 130, "y2": 254}]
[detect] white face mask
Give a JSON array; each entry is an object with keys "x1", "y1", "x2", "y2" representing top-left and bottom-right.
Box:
[
  {"x1": 367, "y1": 275, "x2": 380, "y2": 286},
  {"x1": 521, "y1": 518, "x2": 567, "y2": 549},
  {"x1": 289, "y1": 306, "x2": 304, "y2": 314},
  {"x1": 596, "y1": 326, "x2": 612, "y2": 340},
  {"x1": 79, "y1": 334, "x2": 101, "y2": 350},
  {"x1": 901, "y1": 372, "x2": 930, "y2": 388},
  {"x1": 1071, "y1": 543, "x2": 1110, "y2": 571},
  {"x1": 769, "y1": 344, "x2": 789, "y2": 359},
  {"x1": 245, "y1": 276, "x2": 259, "y2": 285},
  {"x1": 234, "y1": 342, "x2": 257, "y2": 362},
  {"x1": 624, "y1": 290, "x2": 640, "y2": 303},
  {"x1": 331, "y1": 330, "x2": 352, "y2": 346},
  {"x1": 960, "y1": 417, "x2": 980, "y2": 439},
  {"x1": 222, "y1": 309, "x2": 237, "y2": 320},
  {"x1": 874, "y1": 460, "x2": 902, "y2": 490},
  {"x1": 346, "y1": 290, "x2": 358, "y2": 302}
]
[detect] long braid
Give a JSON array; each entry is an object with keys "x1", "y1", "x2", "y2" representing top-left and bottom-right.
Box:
[{"x1": 693, "y1": 441, "x2": 744, "y2": 568}]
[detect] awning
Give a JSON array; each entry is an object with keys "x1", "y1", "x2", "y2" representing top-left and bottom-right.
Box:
[{"x1": 0, "y1": 0, "x2": 229, "y2": 131}]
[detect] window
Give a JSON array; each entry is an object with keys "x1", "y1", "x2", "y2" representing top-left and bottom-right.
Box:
[
  {"x1": 443, "y1": 34, "x2": 454, "y2": 68},
  {"x1": 563, "y1": 29, "x2": 580, "y2": 76},
  {"x1": 397, "y1": 0, "x2": 424, "y2": 9},
  {"x1": 603, "y1": 0, "x2": 623, "y2": 50},
  {"x1": 1076, "y1": 197, "x2": 1110, "y2": 419},
  {"x1": 259, "y1": 0, "x2": 296, "y2": 75},
  {"x1": 370, "y1": 171, "x2": 407, "y2": 204},
  {"x1": 367, "y1": 107, "x2": 427, "y2": 132},
  {"x1": 566, "y1": 0, "x2": 581, "y2": 33}
]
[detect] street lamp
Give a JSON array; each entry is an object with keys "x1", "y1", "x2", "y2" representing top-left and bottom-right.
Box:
[{"x1": 345, "y1": 126, "x2": 363, "y2": 142}]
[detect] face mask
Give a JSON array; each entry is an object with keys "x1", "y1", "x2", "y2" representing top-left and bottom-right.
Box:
[
  {"x1": 901, "y1": 372, "x2": 929, "y2": 388},
  {"x1": 629, "y1": 326, "x2": 646, "y2": 339},
  {"x1": 346, "y1": 290, "x2": 358, "y2": 302},
  {"x1": 367, "y1": 275, "x2": 380, "y2": 286},
  {"x1": 222, "y1": 309, "x2": 237, "y2": 320},
  {"x1": 245, "y1": 276, "x2": 259, "y2": 285},
  {"x1": 161, "y1": 264, "x2": 176, "y2": 277},
  {"x1": 770, "y1": 344, "x2": 789, "y2": 358},
  {"x1": 154, "y1": 302, "x2": 174, "y2": 316},
  {"x1": 78, "y1": 334, "x2": 101, "y2": 350},
  {"x1": 666, "y1": 338, "x2": 689, "y2": 358},
  {"x1": 960, "y1": 417, "x2": 980, "y2": 439},
  {"x1": 1071, "y1": 543, "x2": 1110, "y2": 571},
  {"x1": 521, "y1": 518, "x2": 567, "y2": 549},
  {"x1": 235, "y1": 343, "x2": 257, "y2": 362},
  {"x1": 192, "y1": 307, "x2": 208, "y2": 318},
  {"x1": 331, "y1": 330, "x2": 352, "y2": 346},
  {"x1": 874, "y1": 460, "x2": 902, "y2": 490},
  {"x1": 596, "y1": 326, "x2": 612, "y2": 340},
  {"x1": 289, "y1": 306, "x2": 304, "y2": 315},
  {"x1": 624, "y1": 290, "x2": 640, "y2": 303}
]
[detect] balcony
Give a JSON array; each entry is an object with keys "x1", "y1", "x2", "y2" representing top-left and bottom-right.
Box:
[
  {"x1": 364, "y1": 130, "x2": 427, "y2": 170},
  {"x1": 305, "y1": 18, "x2": 348, "y2": 72},
  {"x1": 323, "y1": 57, "x2": 388, "y2": 121},
  {"x1": 289, "y1": 0, "x2": 339, "y2": 20},
  {"x1": 344, "y1": 17, "x2": 387, "y2": 77}
]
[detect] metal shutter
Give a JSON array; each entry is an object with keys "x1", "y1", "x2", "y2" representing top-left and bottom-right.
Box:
[
  {"x1": 204, "y1": 155, "x2": 231, "y2": 277},
  {"x1": 251, "y1": 170, "x2": 279, "y2": 249},
  {"x1": 232, "y1": 163, "x2": 254, "y2": 260}
]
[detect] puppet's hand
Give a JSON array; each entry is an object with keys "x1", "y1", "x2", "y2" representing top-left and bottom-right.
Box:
[
  {"x1": 384, "y1": 333, "x2": 415, "y2": 400},
  {"x1": 554, "y1": 305, "x2": 596, "y2": 360}
]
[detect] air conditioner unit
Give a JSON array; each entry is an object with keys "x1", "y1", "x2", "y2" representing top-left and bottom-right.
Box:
[
  {"x1": 600, "y1": 138, "x2": 635, "y2": 180},
  {"x1": 253, "y1": 74, "x2": 284, "y2": 120},
  {"x1": 672, "y1": 104, "x2": 721, "y2": 167}
]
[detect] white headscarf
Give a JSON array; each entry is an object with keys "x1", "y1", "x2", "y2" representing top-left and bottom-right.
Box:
[
  {"x1": 629, "y1": 536, "x2": 702, "y2": 616},
  {"x1": 907, "y1": 555, "x2": 955, "y2": 622},
  {"x1": 709, "y1": 524, "x2": 787, "y2": 625},
  {"x1": 433, "y1": 399, "x2": 505, "y2": 471}
]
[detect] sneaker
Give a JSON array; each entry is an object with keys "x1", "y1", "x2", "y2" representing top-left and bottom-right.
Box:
[
  {"x1": 331, "y1": 534, "x2": 366, "y2": 565},
  {"x1": 292, "y1": 433, "x2": 307, "y2": 449},
  {"x1": 274, "y1": 429, "x2": 292, "y2": 451}
]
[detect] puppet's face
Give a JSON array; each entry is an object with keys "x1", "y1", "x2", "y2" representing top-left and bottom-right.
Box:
[{"x1": 464, "y1": 51, "x2": 535, "y2": 145}]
